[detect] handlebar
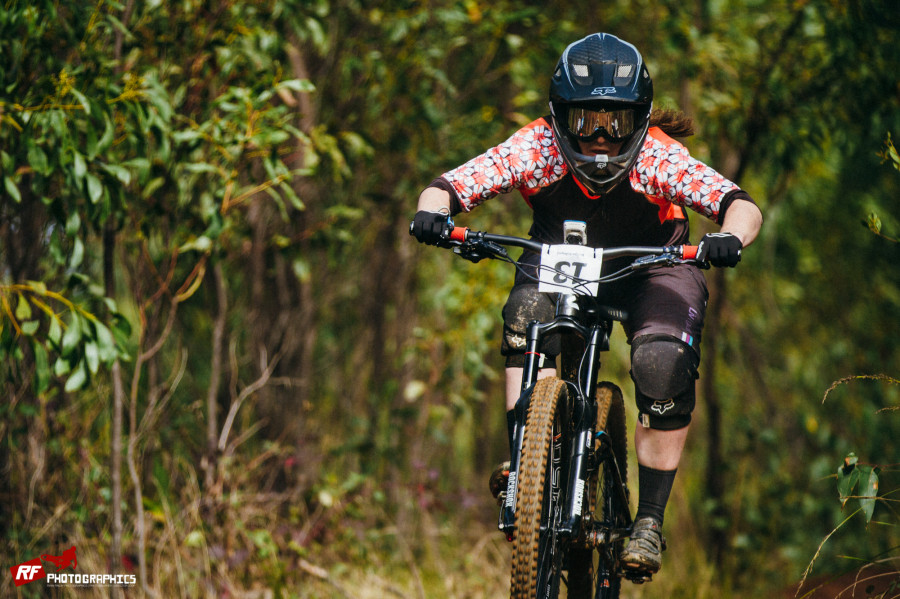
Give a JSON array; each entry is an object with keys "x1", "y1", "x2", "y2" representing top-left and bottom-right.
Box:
[
  {"x1": 409, "y1": 218, "x2": 707, "y2": 293},
  {"x1": 447, "y1": 226, "x2": 700, "y2": 262}
]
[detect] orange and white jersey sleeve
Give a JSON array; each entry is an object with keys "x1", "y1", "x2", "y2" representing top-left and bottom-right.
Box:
[
  {"x1": 440, "y1": 118, "x2": 567, "y2": 212},
  {"x1": 630, "y1": 128, "x2": 740, "y2": 223}
]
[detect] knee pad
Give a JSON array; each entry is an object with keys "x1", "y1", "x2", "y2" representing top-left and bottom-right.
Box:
[
  {"x1": 501, "y1": 285, "x2": 559, "y2": 367},
  {"x1": 630, "y1": 335, "x2": 699, "y2": 430}
]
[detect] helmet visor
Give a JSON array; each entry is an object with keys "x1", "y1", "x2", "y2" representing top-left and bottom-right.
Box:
[{"x1": 566, "y1": 107, "x2": 637, "y2": 142}]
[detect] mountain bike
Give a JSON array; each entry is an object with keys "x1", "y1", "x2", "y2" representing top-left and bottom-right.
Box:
[{"x1": 417, "y1": 218, "x2": 705, "y2": 598}]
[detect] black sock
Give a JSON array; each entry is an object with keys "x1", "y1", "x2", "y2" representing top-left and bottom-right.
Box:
[{"x1": 636, "y1": 465, "x2": 677, "y2": 526}]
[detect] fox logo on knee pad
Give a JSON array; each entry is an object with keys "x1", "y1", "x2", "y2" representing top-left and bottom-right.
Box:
[
  {"x1": 650, "y1": 399, "x2": 675, "y2": 415},
  {"x1": 631, "y1": 335, "x2": 699, "y2": 429}
]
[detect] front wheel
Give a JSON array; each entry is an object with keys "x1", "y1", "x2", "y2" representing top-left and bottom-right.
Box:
[{"x1": 510, "y1": 377, "x2": 568, "y2": 599}]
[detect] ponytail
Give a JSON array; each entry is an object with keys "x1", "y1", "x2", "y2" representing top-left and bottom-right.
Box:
[{"x1": 649, "y1": 108, "x2": 695, "y2": 138}]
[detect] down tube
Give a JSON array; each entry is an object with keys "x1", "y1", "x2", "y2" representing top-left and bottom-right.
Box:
[{"x1": 562, "y1": 325, "x2": 605, "y2": 535}]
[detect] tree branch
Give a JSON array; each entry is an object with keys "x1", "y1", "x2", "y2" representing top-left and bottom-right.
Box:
[{"x1": 217, "y1": 347, "x2": 281, "y2": 453}]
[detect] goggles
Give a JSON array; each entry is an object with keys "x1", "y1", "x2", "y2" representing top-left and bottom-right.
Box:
[{"x1": 565, "y1": 106, "x2": 638, "y2": 142}]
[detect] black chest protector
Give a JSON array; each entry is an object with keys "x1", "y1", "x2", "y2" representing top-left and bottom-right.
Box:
[{"x1": 525, "y1": 173, "x2": 689, "y2": 249}]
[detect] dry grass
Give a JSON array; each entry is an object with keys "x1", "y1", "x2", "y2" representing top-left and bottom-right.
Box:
[{"x1": 5, "y1": 436, "x2": 817, "y2": 599}]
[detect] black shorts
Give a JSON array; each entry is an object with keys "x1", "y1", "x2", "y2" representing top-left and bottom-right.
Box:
[{"x1": 501, "y1": 253, "x2": 708, "y2": 366}]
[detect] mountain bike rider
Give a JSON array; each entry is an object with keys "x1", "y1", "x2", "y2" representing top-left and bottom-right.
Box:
[{"x1": 410, "y1": 32, "x2": 762, "y2": 582}]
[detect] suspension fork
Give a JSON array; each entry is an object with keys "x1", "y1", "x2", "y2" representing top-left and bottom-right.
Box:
[
  {"x1": 560, "y1": 323, "x2": 605, "y2": 536},
  {"x1": 498, "y1": 319, "x2": 543, "y2": 538},
  {"x1": 499, "y1": 316, "x2": 609, "y2": 538}
]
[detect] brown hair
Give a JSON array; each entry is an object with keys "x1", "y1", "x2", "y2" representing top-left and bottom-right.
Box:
[{"x1": 649, "y1": 108, "x2": 695, "y2": 138}]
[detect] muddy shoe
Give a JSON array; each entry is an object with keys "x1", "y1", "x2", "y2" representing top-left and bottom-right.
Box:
[
  {"x1": 488, "y1": 461, "x2": 511, "y2": 506},
  {"x1": 620, "y1": 516, "x2": 666, "y2": 583}
]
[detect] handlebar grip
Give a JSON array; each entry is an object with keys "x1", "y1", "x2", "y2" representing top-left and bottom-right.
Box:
[
  {"x1": 682, "y1": 245, "x2": 699, "y2": 260},
  {"x1": 449, "y1": 227, "x2": 468, "y2": 242}
]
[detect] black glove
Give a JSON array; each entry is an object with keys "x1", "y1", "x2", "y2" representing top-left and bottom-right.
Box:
[
  {"x1": 696, "y1": 233, "x2": 743, "y2": 267},
  {"x1": 410, "y1": 210, "x2": 451, "y2": 245}
]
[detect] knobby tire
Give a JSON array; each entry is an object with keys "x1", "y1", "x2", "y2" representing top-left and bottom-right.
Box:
[{"x1": 510, "y1": 377, "x2": 567, "y2": 599}]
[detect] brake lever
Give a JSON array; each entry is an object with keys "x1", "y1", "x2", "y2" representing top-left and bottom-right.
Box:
[
  {"x1": 632, "y1": 254, "x2": 677, "y2": 269},
  {"x1": 453, "y1": 239, "x2": 508, "y2": 263},
  {"x1": 632, "y1": 253, "x2": 712, "y2": 271}
]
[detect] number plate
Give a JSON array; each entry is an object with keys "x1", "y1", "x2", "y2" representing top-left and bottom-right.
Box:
[{"x1": 538, "y1": 245, "x2": 603, "y2": 296}]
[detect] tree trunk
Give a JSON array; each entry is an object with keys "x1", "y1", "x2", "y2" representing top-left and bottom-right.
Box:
[
  {"x1": 104, "y1": 220, "x2": 125, "y2": 598},
  {"x1": 108, "y1": 5, "x2": 134, "y2": 592},
  {"x1": 205, "y1": 263, "x2": 227, "y2": 489}
]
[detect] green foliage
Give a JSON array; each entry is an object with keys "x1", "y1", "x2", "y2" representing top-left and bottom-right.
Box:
[
  {"x1": 867, "y1": 133, "x2": 900, "y2": 241},
  {"x1": 0, "y1": 281, "x2": 126, "y2": 394},
  {"x1": 0, "y1": 0, "x2": 321, "y2": 403},
  {"x1": 837, "y1": 453, "x2": 879, "y2": 523},
  {"x1": 882, "y1": 133, "x2": 900, "y2": 172},
  {"x1": 801, "y1": 146, "x2": 900, "y2": 586}
]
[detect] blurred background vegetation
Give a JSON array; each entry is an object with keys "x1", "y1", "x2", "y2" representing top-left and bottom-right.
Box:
[{"x1": 1, "y1": 1, "x2": 899, "y2": 597}]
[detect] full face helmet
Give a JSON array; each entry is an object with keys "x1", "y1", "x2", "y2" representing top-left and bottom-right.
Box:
[{"x1": 549, "y1": 33, "x2": 653, "y2": 196}]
